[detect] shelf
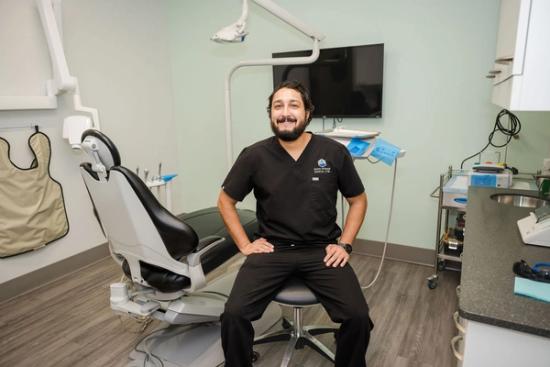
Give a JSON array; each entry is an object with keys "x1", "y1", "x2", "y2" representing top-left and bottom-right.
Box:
[{"x1": 438, "y1": 253, "x2": 462, "y2": 262}]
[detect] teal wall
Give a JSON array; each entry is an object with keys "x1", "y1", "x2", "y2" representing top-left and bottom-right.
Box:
[{"x1": 167, "y1": 0, "x2": 550, "y2": 249}]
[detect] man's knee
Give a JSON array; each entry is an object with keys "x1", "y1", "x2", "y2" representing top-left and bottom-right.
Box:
[
  {"x1": 341, "y1": 309, "x2": 374, "y2": 331},
  {"x1": 222, "y1": 300, "x2": 261, "y2": 323}
]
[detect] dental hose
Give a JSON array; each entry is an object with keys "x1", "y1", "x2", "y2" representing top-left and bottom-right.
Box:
[{"x1": 361, "y1": 158, "x2": 398, "y2": 290}]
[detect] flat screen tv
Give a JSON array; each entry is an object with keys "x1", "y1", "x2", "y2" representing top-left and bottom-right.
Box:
[{"x1": 272, "y1": 43, "x2": 384, "y2": 118}]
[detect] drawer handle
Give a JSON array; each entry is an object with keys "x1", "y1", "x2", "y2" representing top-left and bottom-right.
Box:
[
  {"x1": 485, "y1": 75, "x2": 496, "y2": 79},
  {"x1": 451, "y1": 335, "x2": 464, "y2": 361},
  {"x1": 488, "y1": 70, "x2": 502, "y2": 74},
  {"x1": 495, "y1": 57, "x2": 513, "y2": 64},
  {"x1": 453, "y1": 311, "x2": 466, "y2": 333}
]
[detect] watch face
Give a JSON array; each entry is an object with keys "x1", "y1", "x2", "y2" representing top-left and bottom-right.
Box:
[{"x1": 344, "y1": 244, "x2": 352, "y2": 254}]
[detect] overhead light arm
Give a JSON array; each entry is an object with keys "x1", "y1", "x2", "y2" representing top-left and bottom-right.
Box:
[{"x1": 212, "y1": 0, "x2": 325, "y2": 168}]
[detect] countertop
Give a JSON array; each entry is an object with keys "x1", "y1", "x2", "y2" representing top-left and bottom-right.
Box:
[{"x1": 459, "y1": 187, "x2": 550, "y2": 338}]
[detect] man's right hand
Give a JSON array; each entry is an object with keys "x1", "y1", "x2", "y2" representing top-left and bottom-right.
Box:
[{"x1": 240, "y1": 238, "x2": 274, "y2": 255}]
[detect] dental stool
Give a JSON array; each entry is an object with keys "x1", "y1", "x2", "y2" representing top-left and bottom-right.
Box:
[
  {"x1": 254, "y1": 276, "x2": 338, "y2": 366},
  {"x1": 79, "y1": 129, "x2": 280, "y2": 367}
]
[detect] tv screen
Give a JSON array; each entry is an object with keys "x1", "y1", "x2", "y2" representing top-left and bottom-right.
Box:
[{"x1": 272, "y1": 44, "x2": 384, "y2": 118}]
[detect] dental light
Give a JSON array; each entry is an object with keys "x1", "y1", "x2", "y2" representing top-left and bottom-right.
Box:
[
  {"x1": 211, "y1": 0, "x2": 248, "y2": 42},
  {"x1": 212, "y1": 0, "x2": 325, "y2": 168}
]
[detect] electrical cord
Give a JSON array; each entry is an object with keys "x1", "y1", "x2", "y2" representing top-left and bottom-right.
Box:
[
  {"x1": 460, "y1": 109, "x2": 521, "y2": 169},
  {"x1": 362, "y1": 158, "x2": 398, "y2": 289}
]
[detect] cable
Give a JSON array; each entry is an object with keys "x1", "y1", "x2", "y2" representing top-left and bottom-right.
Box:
[
  {"x1": 362, "y1": 158, "x2": 398, "y2": 290},
  {"x1": 460, "y1": 109, "x2": 521, "y2": 169}
]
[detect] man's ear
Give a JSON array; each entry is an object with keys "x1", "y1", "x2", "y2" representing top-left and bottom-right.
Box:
[{"x1": 305, "y1": 111, "x2": 311, "y2": 122}]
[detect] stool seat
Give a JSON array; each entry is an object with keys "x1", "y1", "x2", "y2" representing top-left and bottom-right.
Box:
[
  {"x1": 274, "y1": 277, "x2": 319, "y2": 306},
  {"x1": 254, "y1": 276, "x2": 337, "y2": 366}
]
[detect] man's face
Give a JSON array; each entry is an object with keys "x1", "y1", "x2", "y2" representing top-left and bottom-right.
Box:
[{"x1": 270, "y1": 88, "x2": 310, "y2": 142}]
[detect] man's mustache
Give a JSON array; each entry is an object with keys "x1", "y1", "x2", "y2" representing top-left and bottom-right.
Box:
[{"x1": 276, "y1": 115, "x2": 298, "y2": 124}]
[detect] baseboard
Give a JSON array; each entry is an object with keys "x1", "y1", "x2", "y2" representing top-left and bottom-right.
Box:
[
  {"x1": 0, "y1": 243, "x2": 109, "y2": 303},
  {"x1": 354, "y1": 239, "x2": 435, "y2": 267}
]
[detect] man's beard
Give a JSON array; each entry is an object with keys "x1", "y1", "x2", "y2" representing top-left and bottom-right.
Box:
[{"x1": 270, "y1": 115, "x2": 308, "y2": 142}]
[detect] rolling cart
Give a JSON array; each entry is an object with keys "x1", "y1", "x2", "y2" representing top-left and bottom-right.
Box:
[{"x1": 427, "y1": 167, "x2": 466, "y2": 289}]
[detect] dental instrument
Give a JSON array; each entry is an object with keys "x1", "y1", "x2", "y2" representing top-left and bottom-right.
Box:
[{"x1": 320, "y1": 128, "x2": 406, "y2": 289}]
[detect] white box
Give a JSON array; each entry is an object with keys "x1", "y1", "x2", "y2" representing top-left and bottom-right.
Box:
[{"x1": 443, "y1": 175, "x2": 468, "y2": 209}]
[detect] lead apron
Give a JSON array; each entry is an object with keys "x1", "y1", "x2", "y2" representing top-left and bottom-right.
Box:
[{"x1": 0, "y1": 132, "x2": 69, "y2": 257}]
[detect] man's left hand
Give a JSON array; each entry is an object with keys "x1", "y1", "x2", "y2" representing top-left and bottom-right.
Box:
[{"x1": 324, "y1": 244, "x2": 350, "y2": 268}]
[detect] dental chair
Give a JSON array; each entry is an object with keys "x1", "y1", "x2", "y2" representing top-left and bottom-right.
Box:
[{"x1": 79, "y1": 129, "x2": 280, "y2": 367}]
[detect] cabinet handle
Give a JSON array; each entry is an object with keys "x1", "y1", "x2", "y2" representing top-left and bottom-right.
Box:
[
  {"x1": 453, "y1": 311, "x2": 466, "y2": 334},
  {"x1": 495, "y1": 57, "x2": 513, "y2": 64},
  {"x1": 488, "y1": 70, "x2": 501, "y2": 74},
  {"x1": 451, "y1": 335, "x2": 464, "y2": 361},
  {"x1": 485, "y1": 75, "x2": 496, "y2": 79}
]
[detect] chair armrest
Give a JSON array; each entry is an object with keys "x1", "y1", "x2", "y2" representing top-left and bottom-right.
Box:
[
  {"x1": 187, "y1": 236, "x2": 226, "y2": 266},
  {"x1": 195, "y1": 235, "x2": 225, "y2": 252}
]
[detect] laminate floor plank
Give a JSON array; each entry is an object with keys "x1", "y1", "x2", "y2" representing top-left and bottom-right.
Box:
[{"x1": 0, "y1": 253, "x2": 459, "y2": 367}]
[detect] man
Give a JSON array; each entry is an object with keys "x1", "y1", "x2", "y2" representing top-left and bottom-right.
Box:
[{"x1": 218, "y1": 80, "x2": 373, "y2": 367}]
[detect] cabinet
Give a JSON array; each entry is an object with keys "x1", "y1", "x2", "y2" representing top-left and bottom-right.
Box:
[
  {"x1": 488, "y1": 0, "x2": 550, "y2": 111},
  {"x1": 451, "y1": 318, "x2": 550, "y2": 366}
]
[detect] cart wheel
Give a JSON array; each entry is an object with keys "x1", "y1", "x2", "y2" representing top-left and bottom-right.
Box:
[
  {"x1": 282, "y1": 318, "x2": 292, "y2": 329},
  {"x1": 437, "y1": 260, "x2": 446, "y2": 271},
  {"x1": 252, "y1": 350, "x2": 260, "y2": 363},
  {"x1": 428, "y1": 278, "x2": 438, "y2": 289}
]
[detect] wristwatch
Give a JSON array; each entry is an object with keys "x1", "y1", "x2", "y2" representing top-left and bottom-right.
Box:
[{"x1": 337, "y1": 242, "x2": 353, "y2": 254}]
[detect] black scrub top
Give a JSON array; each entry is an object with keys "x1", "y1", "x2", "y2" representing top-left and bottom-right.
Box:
[{"x1": 222, "y1": 133, "x2": 364, "y2": 245}]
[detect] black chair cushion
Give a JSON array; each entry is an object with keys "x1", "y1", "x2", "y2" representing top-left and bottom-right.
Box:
[
  {"x1": 113, "y1": 166, "x2": 199, "y2": 260},
  {"x1": 123, "y1": 259, "x2": 191, "y2": 292},
  {"x1": 122, "y1": 208, "x2": 258, "y2": 293},
  {"x1": 274, "y1": 276, "x2": 319, "y2": 306}
]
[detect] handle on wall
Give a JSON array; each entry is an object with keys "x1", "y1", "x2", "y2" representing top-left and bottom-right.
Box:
[
  {"x1": 453, "y1": 311, "x2": 466, "y2": 334},
  {"x1": 451, "y1": 335, "x2": 464, "y2": 361}
]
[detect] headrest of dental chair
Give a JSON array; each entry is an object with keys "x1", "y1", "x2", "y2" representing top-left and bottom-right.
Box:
[
  {"x1": 79, "y1": 129, "x2": 200, "y2": 260},
  {"x1": 81, "y1": 129, "x2": 121, "y2": 170}
]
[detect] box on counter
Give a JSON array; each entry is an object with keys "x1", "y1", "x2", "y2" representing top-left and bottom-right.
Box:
[{"x1": 468, "y1": 171, "x2": 512, "y2": 188}]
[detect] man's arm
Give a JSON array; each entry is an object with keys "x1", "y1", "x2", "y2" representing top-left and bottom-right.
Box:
[
  {"x1": 324, "y1": 192, "x2": 367, "y2": 267},
  {"x1": 340, "y1": 192, "x2": 368, "y2": 244},
  {"x1": 217, "y1": 190, "x2": 274, "y2": 255}
]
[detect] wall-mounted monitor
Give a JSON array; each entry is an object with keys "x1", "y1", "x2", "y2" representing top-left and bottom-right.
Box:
[{"x1": 272, "y1": 43, "x2": 384, "y2": 118}]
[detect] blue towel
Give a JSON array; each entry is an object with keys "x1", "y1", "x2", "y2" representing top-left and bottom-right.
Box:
[
  {"x1": 370, "y1": 138, "x2": 401, "y2": 166},
  {"x1": 347, "y1": 138, "x2": 371, "y2": 157},
  {"x1": 514, "y1": 277, "x2": 550, "y2": 303}
]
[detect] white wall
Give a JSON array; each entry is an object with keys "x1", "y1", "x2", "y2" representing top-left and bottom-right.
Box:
[{"x1": 0, "y1": 0, "x2": 180, "y2": 284}]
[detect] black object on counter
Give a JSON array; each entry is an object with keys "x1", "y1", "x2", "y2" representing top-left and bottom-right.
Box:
[{"x1": 514, "y1": 260, "x2": 550, "y2": 284}]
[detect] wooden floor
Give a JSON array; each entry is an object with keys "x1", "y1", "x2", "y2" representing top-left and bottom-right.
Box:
[{"x1": 0, "y1": 254, "x2": 459, "y2": 367}]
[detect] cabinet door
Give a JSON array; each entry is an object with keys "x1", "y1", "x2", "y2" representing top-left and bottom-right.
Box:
[{"x1": 493, "y1": 0, "x2": 531, "y2": 81}]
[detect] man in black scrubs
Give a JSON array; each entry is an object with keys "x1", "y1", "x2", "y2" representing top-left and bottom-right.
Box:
[{"x1": 218, "y1": 80, "x2": 373, "y2": 367}]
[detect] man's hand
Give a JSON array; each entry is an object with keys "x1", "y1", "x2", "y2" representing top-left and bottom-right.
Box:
[
  {"x1": 240, "y1": 238, "x2": 274, "y2": 256},
  {"x1": 324, "y1": 244, "x2": 350, "y2": 267}
]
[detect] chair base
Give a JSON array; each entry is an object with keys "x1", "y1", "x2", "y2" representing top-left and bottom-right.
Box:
[
  {"x1": 254, "y1": 308, "x2": 338, "y2": 367},
  {"x1": 126, "y1": 302, "x2": 281, "y2": 367}
]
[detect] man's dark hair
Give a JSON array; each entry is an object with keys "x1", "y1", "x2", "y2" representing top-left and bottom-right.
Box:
[{"x1": 267, "y1": 80, "x2": 315, "y2": 123}]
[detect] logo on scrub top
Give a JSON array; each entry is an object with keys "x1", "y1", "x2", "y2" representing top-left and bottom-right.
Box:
[{"x1": 314, "y1": 158, "x2": 331, "y2": 174}]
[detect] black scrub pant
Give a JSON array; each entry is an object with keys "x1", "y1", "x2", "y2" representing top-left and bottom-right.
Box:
[{"x1": 221, "y1": 245, "x2": 373, "y2": 367}]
